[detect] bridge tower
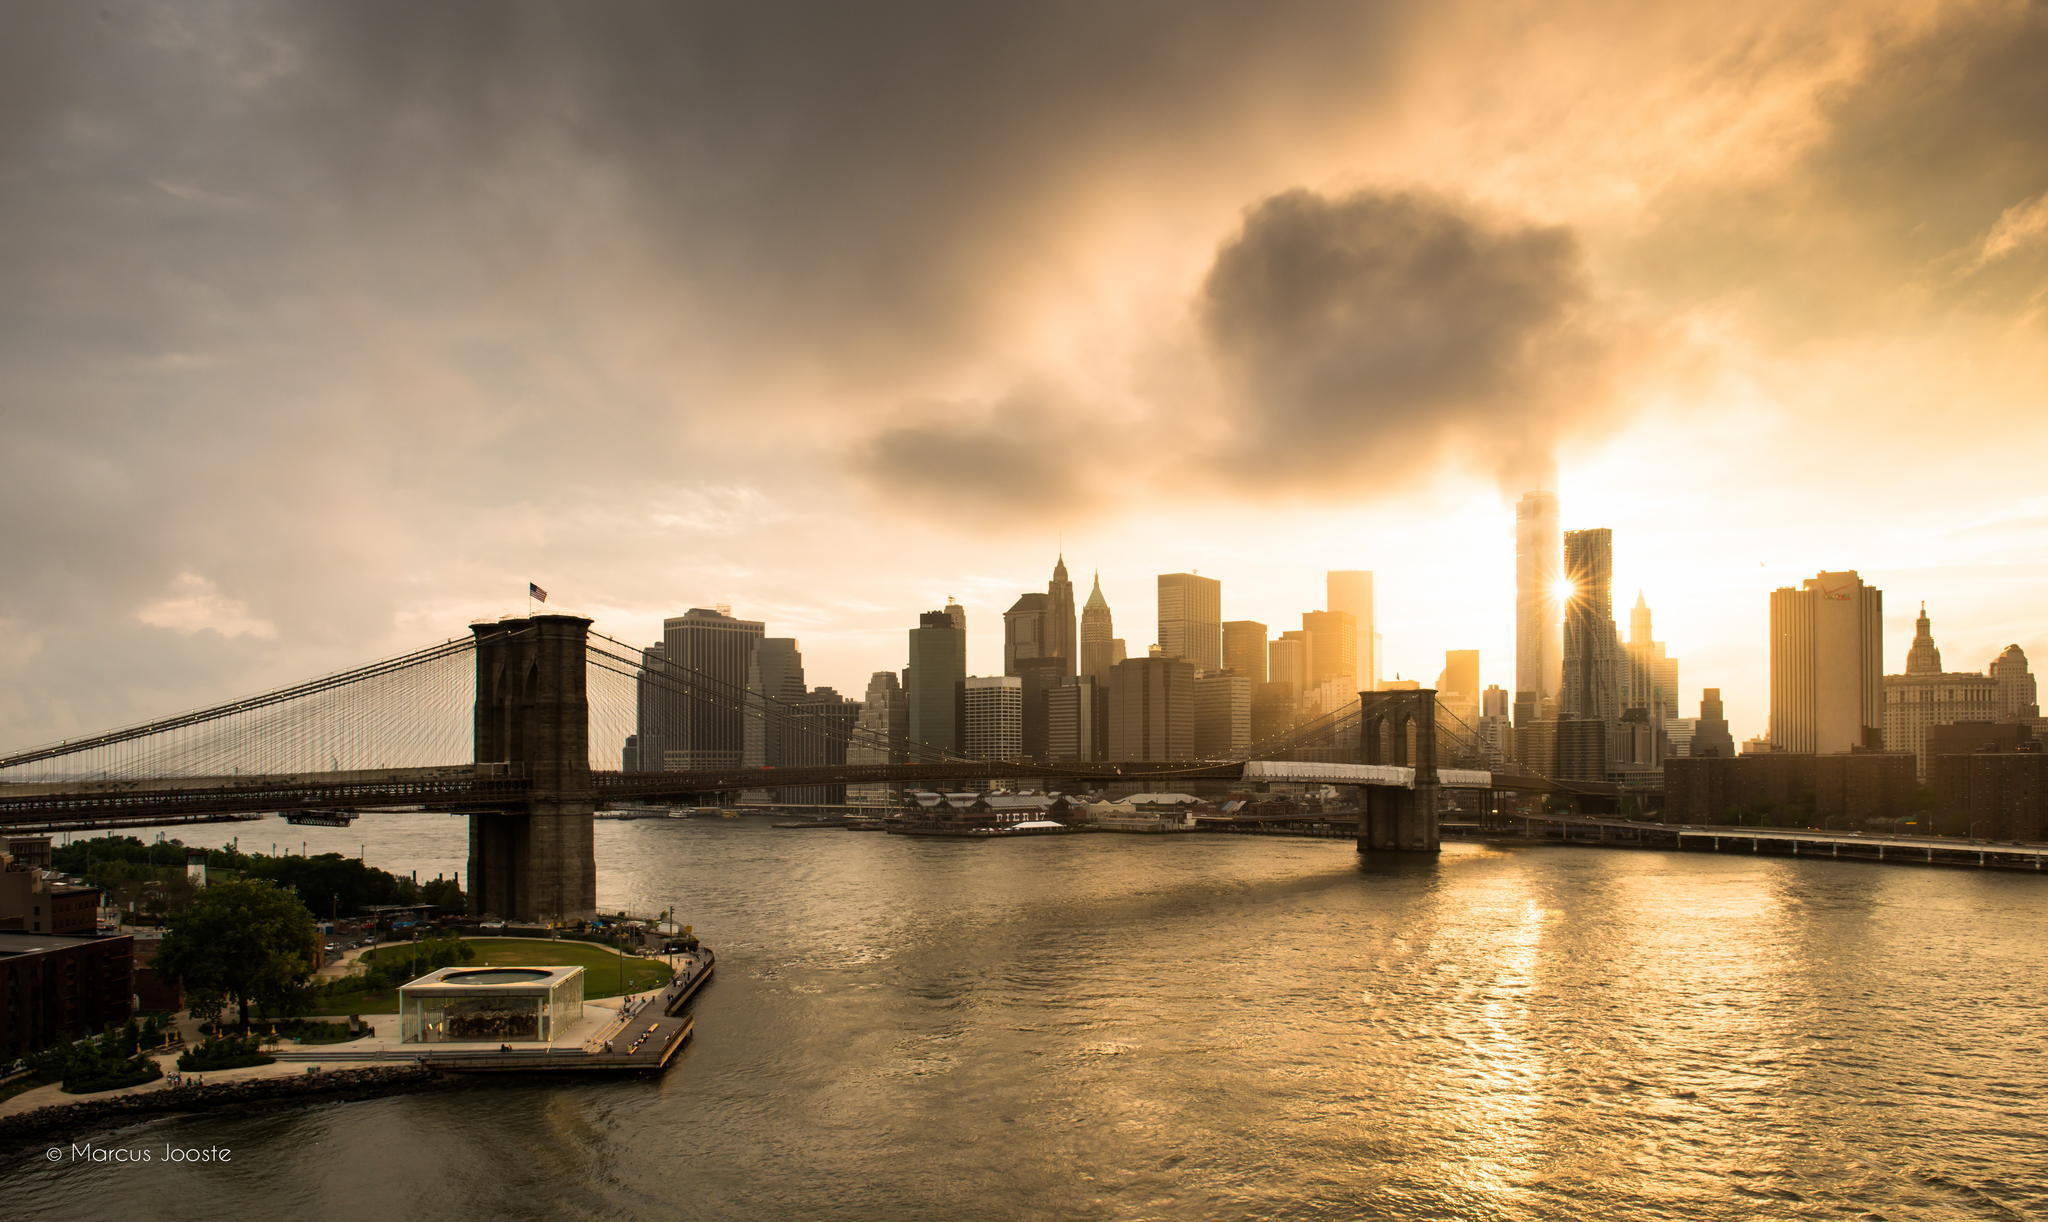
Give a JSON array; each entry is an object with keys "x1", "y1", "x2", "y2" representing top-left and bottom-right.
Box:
[
  {"x1": 469, "y1": 614, "x2": 597, "y2": 923},
  {"x1": 1357, "y1": 689, "x2": 1441, "y2": 853}
]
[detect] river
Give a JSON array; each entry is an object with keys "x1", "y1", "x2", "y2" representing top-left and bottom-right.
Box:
[{"x1": 7, "y1": 817, "x2": 2046, "y2": 1221}]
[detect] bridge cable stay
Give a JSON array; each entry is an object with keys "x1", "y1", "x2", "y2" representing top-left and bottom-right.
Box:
[{"x1": 0, "y1": 633, "x2": 492, "y2": 784}]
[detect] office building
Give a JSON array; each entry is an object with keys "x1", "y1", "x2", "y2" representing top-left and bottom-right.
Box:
[
  {"x1": 1157, "y1": 573, "x2": 1222, "y2": 671},
  {"x1": 1080, "y1": 573, "x2": 1118, "y2": 683},
  {"x1": 1194, "y1": 671, "x2": 1252, "y2": 757},
  {"x1": 1223, "y1": 620, "x2": 1268, "y2": 685},
  {"x1": 1269, "y1": 632, "x2": 1309, "y2": 698},
  {"x1": 1300, "y1": 610, "x2": 1357, "y2": 715},
  {"x1": 1991, "y1": 645, "x2": 2041, "y2": 721},
  {"x1": 847, "y1": 671, "x2": 909, "y2": 805},
  {"x1": 1881, "y1": 604, "x2": 1998, "y2": 779},
  {"x1": 625, "y1": 641, "x2": 667, "y2": 772},
  {"x1": 1625, "y1": 593, "x2": 1679, "y2": 720},
  {"x1": 647, "y1": 607, "x2": 765, "y2": 771},
  {"x1": 1437, "y1": 649, "x2": 1480, "y2": 727},
  {"x1": 1004, "y1": 593, "x2": 1049, "y2": 675},
  {"x1": 1327, "y1": 571, "x2": 1378, "y2": 692},
  {"x1": 785, "y1": 686, "x2": 860, "y2": 804},
  {"x1": 1046, "y1": 556, "x2": 1077, "y2": 678},
  {"x1": 964, "y1": 677, "x2": 1024, "y2": 763},
  {"x1": 1691, "y1": 689, "x2": 1736, "y2": 758},
  {"x1": 1014, "y1": 655, "x2": 1069, "y2": 761},
  {"x1": 1047, "y1": 677, "x2": 1104, "y2": 762},
  {"x1": 907, "y1": 610, "x2": 967, "y2": 755},
  {"x1": 1107, "y1": 655, "x2": 1196, "y2": 762},
  {"x1": 743, "y1": 637, "x2": 807, "y2": 774},
  {"x1": 1769, "y1": 571, "x2": 1882, "y2": 754},
  {"x1": 1664, "y1": 752, "x2": 1917, "y2": 827},
  {"x1": 1478, "y1": 685, "x2": 1513, "y2": 769},
  {"x1": 1931, "y1": 741, "x2": 2048, "y2": 842},
  {"x1": 0, "y1": 932, "x2": 135, "y2": 1058},
  {"x1": 1561, "y1": 528, "x2": 1622, "y2": 726},
  {"x1": 1514, "y1": 491, "x2": 1562, "y2": 720}
]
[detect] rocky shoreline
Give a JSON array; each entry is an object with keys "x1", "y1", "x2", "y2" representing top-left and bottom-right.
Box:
[{"x1": 0, "y1": 1064, "x2": 444, "y2": 1145}]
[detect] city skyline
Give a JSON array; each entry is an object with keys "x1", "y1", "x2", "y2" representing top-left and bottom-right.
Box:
[{"x1": 3, "y1": 3, "x2": 2047, "y2": 758}]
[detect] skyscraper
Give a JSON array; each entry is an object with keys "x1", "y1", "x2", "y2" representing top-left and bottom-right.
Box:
[
  {"x1": 1560, "y1": 528, "x2": 1621, "y2": 725},
  {"x1": 1157, "y1": 573, "x2": 1222, "y2": 671},
  {"x1": 963, "y1": 676, "x2": 1024, "y2": 763},
  {"x1": 742, "y1": 637, "x2": 806, "y2": 774},
  {"x1": 1625, "y1": 592, "x2": 1680, "y2": 721},
  {"x1": 1003, "y1": 592, "x2": 1049, "y2": 675},
  {"x1": 1080, "y1": 572, "x2": 1118, "y2": 684},
  {"x1": 1107, "y1": 655, "x2": 1196, "y2": 762},
  {"x1": 907, "y1": 610, "x2": 966, "y2": 755},
  {"x1": 1299, "y1": 610, "x2": 1358, "y2": 718},
  {"x1": 1193, "y1": 671, "x2": 1251, "y2": 756},
  {"x1": 1327, "y1": 571, "x2": 1377, "y2": 692},
  {"x1": 1046, "y1": 677, "x2": 1104, "y2": 762},
  {"x1": 1223, "y1": 620, "x2": 1268, "y2": 685},
  {"x1": 1769, "y1": 571, "x2": 1883, "y2": 754},
  {"x1": 652, "y1": 607, "x2": 764, "y2": 770},
  {"x1": 1514, "y1": 491, "x2": 1562, "y2": 720},
  {"x1": 1991, "y1": 645, "x2": 2040, "y2": 721},
  {"x1": 1435, "y1": 649, "x2": 1480, "y2": 731},
  {"x1": 786, "y1": 686, "x2": 859, "y2": 804},
  {"x1": 846, "y1": 671, "x2": 909, "y2": 805},
  {"x1": 1046, "y1": 556, "x2": 1077, "y2": 679},
  {"x1": 1268, "y1": 631, "x2": 1309, "y2": 697},
  {"x1": 627, "y1": 641, "x2": 667, "y2": 771},
  {"x1": 1691, "y1": 688, "x2": 1735, "y2": 758}
]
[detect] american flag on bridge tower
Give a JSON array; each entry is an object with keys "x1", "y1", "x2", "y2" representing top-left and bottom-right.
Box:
[{"x1": 529, "y1": 582, "x2": 548, "y2": 603}]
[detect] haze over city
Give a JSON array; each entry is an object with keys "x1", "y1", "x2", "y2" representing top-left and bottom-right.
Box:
[{"x1": 4, "y1": 1, "x2": 2046, "y2": 753}]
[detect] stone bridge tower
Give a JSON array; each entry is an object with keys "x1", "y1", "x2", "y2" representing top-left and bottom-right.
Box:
[
  {"x1": 1357, "y1": 689, "x2": 1442, "y2": 853},
  {"x1": 470, "y1": 614, "x2": 597, "y2": 922}
]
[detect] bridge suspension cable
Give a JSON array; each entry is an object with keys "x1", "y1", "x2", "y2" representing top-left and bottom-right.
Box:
[{"x1": 0, "y1": 633, "x2": 490, "y2": 783}]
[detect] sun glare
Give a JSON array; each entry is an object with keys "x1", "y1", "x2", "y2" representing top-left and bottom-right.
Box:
[{"x1": 1551, "y1": 577, "x2": 1576, "y2": 605}]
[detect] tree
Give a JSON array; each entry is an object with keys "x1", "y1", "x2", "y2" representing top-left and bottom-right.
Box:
[{"x1": 156, "y1": 878, "x2": 319, "y2": 1032}]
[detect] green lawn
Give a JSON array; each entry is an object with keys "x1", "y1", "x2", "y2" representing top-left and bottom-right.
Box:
[{"x1": 307, "y1": 937, "x2": 673, "y2": 1016}]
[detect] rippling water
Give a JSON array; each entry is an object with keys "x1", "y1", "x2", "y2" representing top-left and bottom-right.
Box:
[{"x1": 10, "y1": 819, "x2": 2048, "y2": 1221}]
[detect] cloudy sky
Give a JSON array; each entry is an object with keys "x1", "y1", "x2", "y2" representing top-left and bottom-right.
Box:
[{"x1": 3, "y1": 0, "x2": 2046, "y2": 750}]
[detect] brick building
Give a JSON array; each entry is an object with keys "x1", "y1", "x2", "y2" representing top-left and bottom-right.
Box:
[
  {"x1": 1664, "y1": 752, "x2": 1917, "y2": 827},
  {"x1": 1929, "y1": 743, "x2": 2047, "y2": 841},
  {"x1": 0, "y1": 932, "x2": 135, "y2": 1057}
]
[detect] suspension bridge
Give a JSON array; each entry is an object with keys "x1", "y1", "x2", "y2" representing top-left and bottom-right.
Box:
[{"x1": 0, "y1": 615, "x2": 1598, "y2": 921}]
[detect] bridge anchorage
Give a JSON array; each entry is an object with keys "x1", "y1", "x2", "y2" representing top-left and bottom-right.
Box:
[{"x1": 2, "y1": 615, "x2": 1540, "y2": 926}]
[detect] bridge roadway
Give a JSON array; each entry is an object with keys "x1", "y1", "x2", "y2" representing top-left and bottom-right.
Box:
[
  {"x1": 1466, "y1": 813, "x2": 2048, "y2": 868},
  {"x1": 0, "y1": 761, "x2": 1590, "y2": 835}
]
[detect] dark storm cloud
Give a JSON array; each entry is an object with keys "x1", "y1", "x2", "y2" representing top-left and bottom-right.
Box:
[
  {"x1": 0, "y1": 1, "x2": 1431, "y2": 742},
  {"x1": 1197, "y1": 188, "x2": 1622, "y2": 490}
]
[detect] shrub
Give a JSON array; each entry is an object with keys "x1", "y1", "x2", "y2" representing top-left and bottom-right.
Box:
[
  {"x1": 62, "y1": 1056, "x2": 162, "y2": 1095},
  {"x1": 178, "y1": 1035, "x2": 274, "y2": 1072}
]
